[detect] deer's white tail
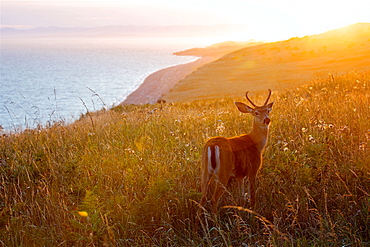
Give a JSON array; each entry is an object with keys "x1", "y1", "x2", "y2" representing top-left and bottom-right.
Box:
[{"x1": 207, "y1": 145, "x2": 220, "y2": 174}]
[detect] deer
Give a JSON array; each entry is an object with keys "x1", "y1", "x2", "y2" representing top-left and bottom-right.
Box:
[{"x1": 200, "y1": 89, "x2": 273, "y2": 214}]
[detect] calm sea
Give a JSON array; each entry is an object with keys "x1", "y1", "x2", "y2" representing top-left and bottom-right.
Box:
[{"x1": 0, "y1": 38, "x2": 198, "y2": 132}]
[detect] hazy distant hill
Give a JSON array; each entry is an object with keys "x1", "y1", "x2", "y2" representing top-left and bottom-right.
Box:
[
  {"x1": 0, "y1": 24, "x2": 247, "y2": 39},
  {"x1": 174, "y1": 40, "x2": 264, "y2": 57},
  {"x1": 162, "y1": 23, "x2": 370, "y2": 102}
]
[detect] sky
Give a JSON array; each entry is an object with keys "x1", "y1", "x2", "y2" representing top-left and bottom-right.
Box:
[{"x1": 1, "y1": 0, "x2": 370, "y2": 41}]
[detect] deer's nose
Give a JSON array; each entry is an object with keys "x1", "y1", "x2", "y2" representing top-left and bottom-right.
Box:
[{"x1": 264, "y1": 118, "x2": 270, "y2": 125}]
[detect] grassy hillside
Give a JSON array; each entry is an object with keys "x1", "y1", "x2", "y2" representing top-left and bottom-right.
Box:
[
  {"x1": 1, "y1": 71, "x2": 369, "y2": 246},
  {"x1": 163, "y1": 23, "x2": 370, "y2": 102}
]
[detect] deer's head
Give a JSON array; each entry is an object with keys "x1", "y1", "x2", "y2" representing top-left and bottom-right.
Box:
[{"x1": 235, "y1": 89, "x2": 274, "y2": 126}]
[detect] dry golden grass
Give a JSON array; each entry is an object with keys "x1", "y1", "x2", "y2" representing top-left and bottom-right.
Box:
[
  {"x1": 0, "y1": 71, "x2": 369, "y2": 246},
  {"x1": 163, "y1": 23, "x2": 370, "y2": 102}
]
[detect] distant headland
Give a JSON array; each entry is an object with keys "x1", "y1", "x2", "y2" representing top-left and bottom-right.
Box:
[{"x1": 122, "y1": 23, "x2": 370, "y2": 105}]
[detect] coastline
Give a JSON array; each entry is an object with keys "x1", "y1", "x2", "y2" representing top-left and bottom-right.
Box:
[
  {"x1": 120, "y1": 41, "x2": 257, "y2": 105},
  {"x1": 121, "y1": 56, "x2": 214, "y2": 105}
]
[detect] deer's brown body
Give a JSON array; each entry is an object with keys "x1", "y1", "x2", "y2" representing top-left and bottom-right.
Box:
[{"x1": 200, "y1": 90, "x2": 273, "y2": 214}]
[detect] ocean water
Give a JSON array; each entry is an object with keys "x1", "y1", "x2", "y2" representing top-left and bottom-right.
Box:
[{"x1": 0, "y1": 38, "x2": 198, "y2": 131}]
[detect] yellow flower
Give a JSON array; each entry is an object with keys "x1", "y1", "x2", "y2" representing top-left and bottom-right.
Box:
[{"x1": 78, "y1": 211, "x2": 88, "y2": 217}]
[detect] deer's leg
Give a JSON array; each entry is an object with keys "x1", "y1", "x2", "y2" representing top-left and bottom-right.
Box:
[
  {"x1": 249, "y1": 175, "x2": 256, "y2": 207},
  {"x1": 237, "y1": 177, "x2": 246, "y2": 205},
  {"x1": 211, "y1": 173, "x2": 229, "y2": 214},
  {"x1": 200, "y1": 171, "x2": 212, "y2": 208},
  {"x1": 208, "y1": 140, "x2": 233, "y2": 214}
]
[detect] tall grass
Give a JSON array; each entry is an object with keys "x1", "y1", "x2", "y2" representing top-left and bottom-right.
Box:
[{"x1": 1, "y1": 71, "x2": 369, "y2": 246}]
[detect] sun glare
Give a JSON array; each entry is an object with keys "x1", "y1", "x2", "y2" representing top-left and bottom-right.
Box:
[{"x1": 2, "y1": 0, "x2": 369, "y2": 42}]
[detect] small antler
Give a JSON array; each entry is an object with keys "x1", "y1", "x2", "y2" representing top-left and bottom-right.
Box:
[
  {"x1": 245, "y1": 91, "x2": 257, "y2": 107},
  {"x1": 263, "y1": 89, "x2": 272, "y2": 106}
]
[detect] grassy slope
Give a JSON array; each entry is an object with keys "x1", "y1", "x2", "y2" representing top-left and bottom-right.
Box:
[
  {"x1": 163, "y1": 23, "x2": 370, "y2": 102},
  {"x1": 1, "y1": 71, "x2": 369, "y2": 246}
]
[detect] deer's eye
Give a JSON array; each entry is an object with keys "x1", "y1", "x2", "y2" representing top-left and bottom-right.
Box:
[{"x1": 254, "y1": 111, "x2": 259, "y2": 115}]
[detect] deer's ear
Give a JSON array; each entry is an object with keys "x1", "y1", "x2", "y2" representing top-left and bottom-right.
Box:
[
  {"x1": 235, "y1": 102, "x2": 253, "y2": 113},
  {"x1": 266, "y1": 102, "x2": 274, "y2": 110}
]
